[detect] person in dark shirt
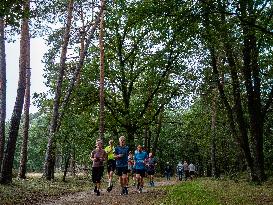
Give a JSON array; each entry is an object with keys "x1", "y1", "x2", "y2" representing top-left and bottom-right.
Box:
[
  {"x1": 165, "y1": 162, "x2": 172, "y2": 180},
  {"x1": 114, "y1": 136, "x2": 129, "y2": 195}
]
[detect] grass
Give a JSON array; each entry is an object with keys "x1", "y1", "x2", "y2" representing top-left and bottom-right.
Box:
[
  {"x1": 0, "y1": 173, "x2": 91, "y2": 205},
  {"x1": 158, "y1": 177, "x2": 273, "y2": 205},
  {"x1": 1, "y1": 174, "x2": 273, "y2": 205}
]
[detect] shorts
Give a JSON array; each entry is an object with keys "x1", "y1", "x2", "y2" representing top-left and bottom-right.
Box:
[
  {"x1": 116, "y1": 166, "x2": 128, "y2": 176},
  {"x1": 147, "y1": 170, "x2": 155, "y2": 175},
  {"x1": 92, "y1": 166, "x2": 104, "y2": 183},
  {"x1": 135, "y1": 169, "x2": 146, "y2": 177},
  {"x1": 107, "y1": 159, "x2": 116, "y2": 173},
  {"x1": 190, "y1": 171, "x2": 195, "y2": 176}
]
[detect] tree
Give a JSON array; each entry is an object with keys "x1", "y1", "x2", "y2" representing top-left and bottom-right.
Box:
[
  {"x1": 198, "y1": 0, "x2": 273, "y2": 182},
  {"x1": 0, "y1": 17, "x2": 6, "y2": 172},
  {"x1": 18, "y1": 67, "x2": 31, "y2": 179},
  {"x1": 43, "y1": 0, "x2": 74, "y2": 180},
  {"x1": 99, "y1": 0, "x2": 105, "y2": 141},
  {"x1": 0, "y1": 0, "x2": 29, "y2": 184}
]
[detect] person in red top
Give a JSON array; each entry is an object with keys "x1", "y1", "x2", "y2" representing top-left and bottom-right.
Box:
[{"x1": 90, "y1": 139, "x2": 107, "y2": 196}]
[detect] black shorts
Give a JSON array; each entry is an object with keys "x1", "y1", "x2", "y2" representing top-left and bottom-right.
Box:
[
  {"x1": 116, "y1": 166, "x2": 128, "y2": 176},
  {"x1": 147, "y1": 170, "x2": 155, "y2": 175},
  {"x1": 107, "y1": 159, "x2": 116, "y2": 173},
  {"x1": 92, "y1": 166, "x2": 104, "y2": 183},
  {"x1": 135, "y1": 169, "x2": 146, "y2": 177},
  {"x1": 190, "y1": 171, "x2": 195, "y2": 175}
]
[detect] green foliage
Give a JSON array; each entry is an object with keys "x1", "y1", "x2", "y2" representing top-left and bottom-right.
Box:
[
  {"x1": 0, "y1": 0, "x2": 25, "y2": 25},
  {"x1": 160, "y1": 181, "x2": 220, "y2": 205},
  {"x1": 159, "y1": 178, "x2": 273, "y2": 205},
  {"x1": 26, "y1": 0, "x2": 273, "y2": 180}
]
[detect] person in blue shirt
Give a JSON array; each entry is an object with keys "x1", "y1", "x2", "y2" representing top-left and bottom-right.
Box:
[
  {"x1": 134, "y1": 145, "x2": 148, "y2": 193},
  {"x1": 114, "y1": 136, "x2": 129, "y2": 195}
]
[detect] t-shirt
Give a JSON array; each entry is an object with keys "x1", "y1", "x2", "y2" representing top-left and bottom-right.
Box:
[
  {"x1": 105, "y1": 145, "x2": 115, "y2": 160},
  {"x1": 134, "y1": 150, "x2": 148, "y2": 170},
  {"x1": 146, "y1": 157, "x2": 157, "y2": 171},
  {"x1": 114, "y1": 145, "x2": 129, "y2": 167},
  {"x1": 189, "y1": 163, "x2": 195, "y2": 172},
  {"x1": 177, "y1": 163, "x2": 183, "y2": 172},
  {"x1": 183, "y1": 162, "x2": 189, "y2": 171},
  {"x1": 90, "y1": 148, "x2": 106, "y2": 167}
]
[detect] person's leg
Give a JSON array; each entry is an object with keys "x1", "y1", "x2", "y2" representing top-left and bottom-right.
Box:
[
  {"x1": 136, "y1": 172, "x2": 141, "y2": 189},
  {"x1": 92, "y1": 167, "x2": 99, "y2": 193},
  {"x1": 132, "y1": 169, "x2": 136, "y2": 186},
  {"x1": 96, "y1": 166, "x2": 104, "y2": 196},
  {"x1": 122, "y1": 173, "x2": 129, "y2": 194}
]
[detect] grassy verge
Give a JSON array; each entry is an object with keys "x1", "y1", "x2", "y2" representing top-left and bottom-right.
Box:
[
  {"x1": 1, "y1": 174, "x2": 273, "y2": 205},
  {"x1": 0, "y1": 173, "x2": 91, "y2": 205},
  {"x1": 157, "y1": 177, "x2": 273, "y2": 205}
]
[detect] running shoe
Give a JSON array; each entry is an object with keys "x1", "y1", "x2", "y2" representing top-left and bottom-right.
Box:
[
  {"x1": 124, "y1": 187, "x2": 128, "y2": 195},
  {"x1": 120, "y1": 188, "x2": 125, "y2": 195},
  {"x1": 107, "y1": 185, "x2": 113, "y2": 192}
]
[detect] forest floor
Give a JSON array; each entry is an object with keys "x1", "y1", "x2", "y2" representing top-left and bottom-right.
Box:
[{"x1": 36, "y1": 179, "x2": 176, "y2": 205}]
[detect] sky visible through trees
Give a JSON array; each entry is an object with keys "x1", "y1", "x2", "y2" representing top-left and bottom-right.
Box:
[{"x1": 6, "y1": 37, "x2": 47, "y2": 119}]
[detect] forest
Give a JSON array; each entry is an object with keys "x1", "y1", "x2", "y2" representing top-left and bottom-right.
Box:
[{"x1": 0, "y1": 0, "x2": 273, "y2": 196}]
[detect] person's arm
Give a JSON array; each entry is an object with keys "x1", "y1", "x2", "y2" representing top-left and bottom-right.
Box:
[
  {"x1": 90, "y1": 150, "x2": 97, "y2": 162},
  {"x1": 114, "y1": 147, "x2": 121, "y2": 159}
]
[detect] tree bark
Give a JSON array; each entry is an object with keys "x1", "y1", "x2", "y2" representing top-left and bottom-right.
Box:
[
  {"x1": 210, "y1": 90, "x2": 217, "y2": 178},
  {"x1": 152, "y1": 107, "x2": 163, "y2": 155},
  {"x1": 18, "y1": 67, "x2": 31, "y2": 179},
  {"x1": 0, "y1": 17, "x2": 6, "y2": 172},
  {"x1": 99, "y1": 0, "x2": 105, "y2": 141},
  {"x1": 57, "y1": 2, "x2": 105, "y2": 130},
  {"x1": 0, "y1": 0, "x2": 29, "y2": 184},
  {"x1": 239, "y1": 0, "x2": 265, "y2": 182}
]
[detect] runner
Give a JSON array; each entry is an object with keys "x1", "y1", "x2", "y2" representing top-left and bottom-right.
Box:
[
  {"x1": 134, "y1": 145, "x2": 148, "y2": 193},
  {"x1": 146, "y1": 152, "x2": 157, "y2": 186},
  {"x1": 164, "y1": 162, "x2": 172, "y2": 180},
  {"x1": 90, "y1": 139, "x2": 107, "y2": 196},
  {"x1": 114, "y1": 136, "x2": 130, "y2": 195},
  {"x1": 176, "y1": 161, "x2": 183, "y2": 181},
  {"x1": 188, "y1": 162, "x2": 196, "y2": 180},
  {"x1": 183, "y1": 160, "x2": 190, "y2": 181},
  {"x1": 104, "y1": 139, "x2": 116, "y2": 192}
]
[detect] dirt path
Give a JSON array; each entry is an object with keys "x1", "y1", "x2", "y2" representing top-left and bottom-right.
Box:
[{"x1": 37, "y1": 180, "x2": 177, "y2": 205}]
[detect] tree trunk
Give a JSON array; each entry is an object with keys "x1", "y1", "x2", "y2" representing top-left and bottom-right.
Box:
[
  {"x1": 44, "y1": 0, "x2": 74, "y2": 180},
  {"x1": 239, "y1": 0, "x2": 265, "y2": 182},
  {"x1": 18, "y1": 66, "x2": 31, "y2": 179},
  {"x1": 70, "y1": 146, "x2": 76, "y2": 177},
  {"x1": 57, "y1": 3, "x2": 105, "y2": 131},
  {"x1": 0, "y1": 0, "x2": 29, "y2": 184},
  {"x1": 0, "y1": 17, "x2": 6, "y2": 172},
  {"x1": 99, "y1": 0, "x2": 105, "y2": 141},
  {"x1": 152, "y1": 108, "x2": 163, "y2": 155},
  {"x1": 210, "y1": 90, "x2": 217, "y2": 178},
  {"x1": 62, "y1": 148, "x2": 70, "y2": 182}
]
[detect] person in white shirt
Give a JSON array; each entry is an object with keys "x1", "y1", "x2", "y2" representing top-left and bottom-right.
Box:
[{"x1": 188, "y1": 162, "x2": 196, "y2": 180}]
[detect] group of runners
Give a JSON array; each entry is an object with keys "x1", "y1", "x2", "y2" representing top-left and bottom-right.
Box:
[
  {"x1": 176, "y1": 160, "x2": 196, "y2": 181},
  {"x1": 90, "y1": 136, "x2": 157, "y2": 196}
]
